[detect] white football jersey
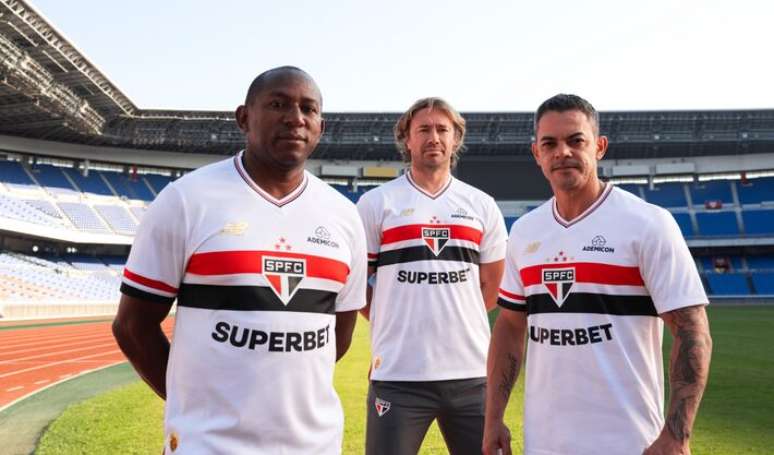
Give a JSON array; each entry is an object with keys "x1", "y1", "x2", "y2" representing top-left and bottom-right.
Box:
[
  {"x1": 122, "y1": 152, "x2": 367, "y2": 455},
  {"x1": 499, "y1": 184, "x2": 707, "y2": 455},
  {"x1": 358, "y1": 171, "x2": 507, "y2": 381}
]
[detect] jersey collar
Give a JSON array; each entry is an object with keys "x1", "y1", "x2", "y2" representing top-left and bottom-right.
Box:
[
  {"x1": 552, "y1": 182, "x2": 613, "y2": 228},
  {"x1": 405, "y1": 170, "x2": 452, "y2": 200},
  {"x1": 233, "y1": 151, "x2": 309, "y2": 207}
]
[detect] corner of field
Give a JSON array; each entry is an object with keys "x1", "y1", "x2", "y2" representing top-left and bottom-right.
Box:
[{"x1": 0, "y1": 362, "x2": 138, "y2": 455}]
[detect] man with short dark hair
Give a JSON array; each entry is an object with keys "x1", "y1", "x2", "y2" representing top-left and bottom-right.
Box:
[
  {"x1": 113, "y1": 66, "x2": 367, "y2": 454},
  {"x1": 483, "y1": 94, "x2": 712, "y2": 455},
  {"x1": 358, "y1": 97, "x2": 507, "y2": 454}
]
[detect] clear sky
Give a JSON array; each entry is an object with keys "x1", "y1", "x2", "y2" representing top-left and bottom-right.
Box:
[{"x1": 30, "y1": 0, "x2": 774, "y2": 112}]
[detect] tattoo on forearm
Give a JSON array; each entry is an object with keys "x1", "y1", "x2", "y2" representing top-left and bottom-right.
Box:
[
  {"x1": 666, "y1": 305, "x2": 712, "y2": 442},
  {"x1": 498, "y1": 353, "x2": 519, "y2": 401}
]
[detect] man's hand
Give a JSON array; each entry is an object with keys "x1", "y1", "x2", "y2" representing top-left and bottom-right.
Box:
[
  {"x1": 643, "y1": 430, "x2": 690, "y2": 455},
  {"x1": 482, "y1": 420, "x2": 511, "y2": 455}
]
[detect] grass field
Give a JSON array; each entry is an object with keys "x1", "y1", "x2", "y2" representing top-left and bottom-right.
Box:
[{"x1": 36, "y1": 306, "x2": 773, "y2": 454}]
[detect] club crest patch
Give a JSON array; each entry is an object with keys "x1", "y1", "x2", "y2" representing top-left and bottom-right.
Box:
[
  {"x1": 542, "y1": 267, "x2": 575, "y2": 307},
  {"x1": 374, "y1": 397, "x2": 391, "y2": 417},
  {"x1": 421, "y1": 227, "x2": 450, "y2": 256},
  {"x1": 262, "y1": 255, "x2": 306, "y2": 305}
]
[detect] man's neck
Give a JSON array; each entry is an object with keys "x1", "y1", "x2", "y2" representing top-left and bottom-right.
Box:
[
  {"x1": 409, "y1": 164, "x2": 451, "y2": 195},
  {"x1": 242, "y1": 152, "x2": 304, "y2": 200},
  {"x1": 554, "y1": 179, "x2": 606, "y2": 222}
]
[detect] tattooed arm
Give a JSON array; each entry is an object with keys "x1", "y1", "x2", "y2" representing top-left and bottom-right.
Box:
[
  {"x1": 482, "y1": 309, "x2": 527, "y2": 455},
  {"x1": 644, "y1": 304, "x2": 712, "y2": 455}
]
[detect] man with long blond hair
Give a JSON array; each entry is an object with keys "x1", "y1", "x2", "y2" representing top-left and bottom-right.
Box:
[{"x1": 357, "y1": 97, "x2": 507, "y2": 454}]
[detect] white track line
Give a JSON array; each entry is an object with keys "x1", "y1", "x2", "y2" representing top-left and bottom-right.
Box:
[
  {"x1": 0, "y1": 349, "x2": 123, "y2": 379},
  {"x1": 0, "y1": 342, "x2": 116, "y2": 365},
  {"x1": 0, "y1": 361, "x2": 127, "y2": 414}
]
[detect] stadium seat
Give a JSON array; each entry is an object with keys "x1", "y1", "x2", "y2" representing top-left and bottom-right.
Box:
[
  {"x1": 0, "y1": 160, "x2": 36, "y2": 189},
  {"x1": 143, "y1": 174, "x2": 172, "y2": 194},
  {"x1": 746, "y1": 255, "x2": 774, "y2": 271},
  {"x1": 689, "y1": 181, "x2": 733, "y2": 206},
  {"x1": 616, "y1": 184, "x2": 643, "y2": 198},
  {"x1": 705, "y1": 273, "x2": 751, "y2": 295},
  {"x1": 101, "y1": 170, "x2": 155, "y2": 201},
  {"x1": 737, "y1": 177, "x2": 774, "y2": 204},
  {"x1": 643, "y1": 183, "x2": 687, "y2": 208},
  {"x1": 695, "y1": 211, "x2": 739, "y2": 236},
  {"x1": 741, "y1": 210, "x2": 774, "y2": 235},
  {"x1": 30, "y1": 164, "x2": 78, "y2": 195},
  {"x1": 94, "y1": 205, "x2": 138, "y2": 234},
  {"x1": 57, "y1": 202, "x2": 110, "y2": 232},
  {"x1": 671, "y1": 212, "x2": 694, "y2": 238},
  {"x1": 504, "y1": 216, "x2": 518, "y2": 231},
  {"x1": 62, "y1": 168, "x2": 114, "y2": 196},
  {"x1": 751, "y1": 273, "x2": 774, "y2": 295}
]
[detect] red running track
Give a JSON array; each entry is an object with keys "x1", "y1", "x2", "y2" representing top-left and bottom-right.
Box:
[{"x1": 0, "y1": 318, "x2": 174, "y2": 409}]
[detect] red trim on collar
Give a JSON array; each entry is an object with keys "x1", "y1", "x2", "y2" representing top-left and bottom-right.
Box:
[
  {"x1": 233, "y1": 152, "x2": 308, "y2": 207},
  {"x1": 405, "y1": 171, "x2": 452, "y2": 200},
  {"x1": 552, "y1": 183, "x2": 613, "y2": 228}
]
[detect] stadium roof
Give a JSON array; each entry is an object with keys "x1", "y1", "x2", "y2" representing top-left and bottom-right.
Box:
[{"x1": 0, "y1": 0, "x2": 773, "y2": 162}]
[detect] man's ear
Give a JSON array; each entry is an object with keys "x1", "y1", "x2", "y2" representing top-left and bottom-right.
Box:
[
  {"x1": 235, "y1": 105, "x2": 248, "y2": 133},
  {"x1": 531, "y1": 142, "x2": 540, "y2": 166},
  {"x1": 596, "y1": 135, "x2": 609, "y2": 160}
]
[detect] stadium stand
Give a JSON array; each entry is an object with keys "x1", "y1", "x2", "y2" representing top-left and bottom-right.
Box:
[
  {"x1": 742, "y1": 210, "x2": 774, "y2": 235},
  {"x1": 738, "y1": 178, "x2": 774, "y2": 204},
  {"x1": 143, "y1": 173, "x2": 172, "y2": 194},
  {"x1": 695, "y1": 211, "x2": 740, "y2": 236},
  {"x1": 643, "y1": 183, "x2": 688, "y2": 208},
  {"x1": 62, "y1": 167, "x2": 115, "y2": 196},
  {"x1": 29, "y1": 164, "x2": 79, "y2": 196},
  {"x1": 690, "y1": 181, "x2": 734, "y2": 206},
  {"x1": 0, "y1": 193, "x2": 68, "y2": 228},
  {"x1": 1, "y1": 0, "x2": 773, "y2": 319},
  {"x1": 101, "y1": 171, "x2": 155, "y2": 201},
  {"x1": 94, "y1": 205, "x2": 138, "y2": 235},
  {"x1": 0, "y1": 160, "x2": 36, "y2": 190},
  {"x1": 57, "y1": 202, "x2": 111, "y2": 233}
]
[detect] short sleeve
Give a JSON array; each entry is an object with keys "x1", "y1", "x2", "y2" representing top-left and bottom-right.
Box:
[
  {"x1": 639, "y1": 208, "x2": 708, "y2": 314},
  {"x1": 120, "y1": 184, "x2": 188, "y2": 304},
  {"x1": 334, "y1": 208, "x2": 368, "y2": 312},
  {"x1": 356, "y1": 191, "x2": 383, "y2": 269},
  {"x1": 478, "y1": 196, "x2": 508, "y2": 264},
  {"x1": 497, "y1": 224, "x2": 527, "y2": 312}
]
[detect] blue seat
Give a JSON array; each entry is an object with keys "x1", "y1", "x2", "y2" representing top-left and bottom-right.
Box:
[
  {"x1": 671, "y1": 212, "x2": 693, "y2": 238},
  {"x1": 742, "y1": 210, "x2": 774, "y2": 235},
  {"x1": 751, "y1": 273, "x2": 774, "y2": 294},
  {"x1": 0, "y1": 160, "x2": 35, "y2": 186},
  {"x1": 643, "y1": 183, "x2": 687, "y2": 208},
  {"x1": 504, "y1": 216, "x2": 518, "y2": 231},
  {"x1": 689, "y1": 181, "x2": 733, "y2": 205},
  {"x1": 746, "y1": 255, "x2": 774, "y2": 271},
  {"x1": 617, "y1": 184, "x2": 642, "y2": 198},
  {"x1": 695, "y1": 212, "x2": 739, "y2": 236},
  {"x1": 737, "y1": 177, "x2": 774, "y2": 204},
  {"x1": 63, "y1": 168, "x2": 113, "y2": 195},
  {"x1": 705, "y1": 273, "x2": 751, "y2": 295}
]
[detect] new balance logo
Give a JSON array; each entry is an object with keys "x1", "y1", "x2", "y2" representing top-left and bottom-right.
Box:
[
  {"x1": 421, "y1": 227, "x2": 450, "y2": 256},
  {"x1": 263, "y1": 256, "x2": 306, "y2": 305},
  {"x1": 542, "y1": 267, "x2": 575, "y2": 307}
]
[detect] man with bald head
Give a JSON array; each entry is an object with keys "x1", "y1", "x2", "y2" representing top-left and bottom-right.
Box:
[{"x1": 113, "y1": 66, "x2": 367, "y2": 454}]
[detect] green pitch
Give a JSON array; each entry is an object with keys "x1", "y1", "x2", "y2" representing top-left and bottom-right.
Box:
[{"x1": 35, "y1": 306, "x2": 773, "y2": 454}]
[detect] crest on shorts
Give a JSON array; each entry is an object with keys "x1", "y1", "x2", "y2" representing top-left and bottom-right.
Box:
[
  {"x1": 375, "y1": 397, "x2": 391, "y2": 417},
  {"x1": 421, "y1": 227, "x2": 450, "y2": 256},
  {"x1": 542, "y1": 267, "x2": 575, "y2": 307},
  {"x1": 262, "y1": 255, "x2": 306, "y2": 305}
]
